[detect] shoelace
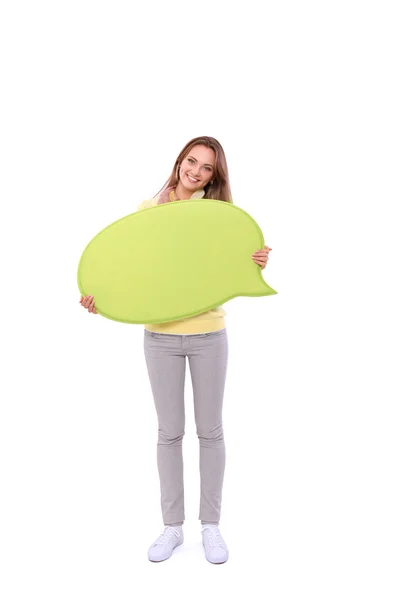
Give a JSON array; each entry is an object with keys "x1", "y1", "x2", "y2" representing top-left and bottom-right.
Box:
[
  {"x1": 203, "y1": 527, "x2": 225, "y2": 548},
  {"x1": 155, "y1": 527, "x2": 180, "y2": 546}
]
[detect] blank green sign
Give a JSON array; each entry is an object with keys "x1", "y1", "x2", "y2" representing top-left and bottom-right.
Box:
[{"x1": 77, "y1": 200, "x2": 277, "y2": 324}]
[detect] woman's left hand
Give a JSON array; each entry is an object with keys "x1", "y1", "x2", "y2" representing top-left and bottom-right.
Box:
[{"x1": 252, "y1": 245, "x2": 272, "y2": 269}]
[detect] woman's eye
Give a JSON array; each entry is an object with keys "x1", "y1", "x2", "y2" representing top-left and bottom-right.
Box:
[{"x1": 188, "y1": 158, "x2": 194, "y2": 163}]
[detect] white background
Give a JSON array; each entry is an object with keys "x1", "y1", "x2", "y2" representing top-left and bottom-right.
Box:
[{"x1": 1, "y1": 1, "x2": 411, "y2": 598}]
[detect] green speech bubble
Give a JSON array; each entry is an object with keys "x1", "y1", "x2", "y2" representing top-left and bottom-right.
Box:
[{"x1": 77, "y1": 200, "x2": 277, "y2": 324}]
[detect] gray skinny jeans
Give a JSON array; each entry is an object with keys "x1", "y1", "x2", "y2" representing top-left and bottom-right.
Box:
[{"x1": 143, "y1": 328, "x2": 228, "y2": 526}]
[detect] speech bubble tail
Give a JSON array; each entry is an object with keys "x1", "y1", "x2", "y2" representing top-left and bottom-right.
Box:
[
  {"x1": 264, "y1": 284, "x2": 278, "y2": 296},
  {"x1": 258, "y1": 282, "x2": 278, "y2": 296},
  {"x1": 242, "y1": 277, "x2": 277, "y2": 297}
]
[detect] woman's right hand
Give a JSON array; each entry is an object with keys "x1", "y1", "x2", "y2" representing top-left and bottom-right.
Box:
[{"x1": 80, "y1": 295, "x2": 97, "y2": 314}]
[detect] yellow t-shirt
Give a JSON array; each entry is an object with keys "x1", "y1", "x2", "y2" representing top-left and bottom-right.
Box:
[{"x1": 136, "y1": 190, "x2": 226, "y2": 334}]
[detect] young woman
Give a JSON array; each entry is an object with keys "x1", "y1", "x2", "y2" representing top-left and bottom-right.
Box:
[{"x1": 80, "y1": 136, "x2": 272, "y2": 564}]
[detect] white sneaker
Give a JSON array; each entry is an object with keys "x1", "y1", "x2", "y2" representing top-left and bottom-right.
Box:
[
  {"x1": 148, "y1": 526, "x2": 183, "y2": 562},
  {"x1": 202, "y1": 525, "x2": 229, "y2": 564}
]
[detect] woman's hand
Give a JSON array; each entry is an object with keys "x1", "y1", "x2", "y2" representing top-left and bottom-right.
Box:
[
  {"x1": 79, "y1": 295, "x2": 97, "y2": 314},
  {"x1": 252, "y1": 245, "x2": 272, "y2": 269}
]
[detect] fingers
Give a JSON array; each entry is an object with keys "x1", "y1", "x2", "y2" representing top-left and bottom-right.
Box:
[
  {"x1": 253, "y1": 251, "x2": 270, "y2": 257},
  {"x1": 252, "y1": 251, "x2": 270, "y2": 263},
  {"x1": 80, "y1": 295, "x2": 97, "y2": 313},
  {"x1": 252, "y1": 248, "x2": 272, "y2": 257},
  {"x1": 253, "y1": 245, "x2": 272, "y2": 255},
  {"x1": 83, "y1": 296, "x2": 93, "y2": 309},
  {"x1": 252, "y1": 257, "x2": 267, "y2": 263},
  {"x1": 252, "y1": 254, "x2": 268, "y2": 266},
  {"x1": 252, "y1": 258, "x2": 267, "y2": 268},
  {"x1": 252, "y1": 246, "x2": 271, "y2": 269}
]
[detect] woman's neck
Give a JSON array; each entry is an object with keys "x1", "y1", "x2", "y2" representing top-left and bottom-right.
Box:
[{"x1": 175, "y1": 182, "x2": 199, "y2": 200}]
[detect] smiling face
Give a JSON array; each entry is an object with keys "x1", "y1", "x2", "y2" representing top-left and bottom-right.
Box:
[{"x1": 177, "y1": 144, "x2": 216, "y2": 196}]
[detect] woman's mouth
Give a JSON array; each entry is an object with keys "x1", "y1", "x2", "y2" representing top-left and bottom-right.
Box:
[{"x1": 186, "y1": 174, "x2": 200, "y2": 183}]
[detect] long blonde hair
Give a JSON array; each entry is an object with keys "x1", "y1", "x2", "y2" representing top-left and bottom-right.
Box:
[{"x1": 155, "y1": 136, "x2": 233, "y2": 203}]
